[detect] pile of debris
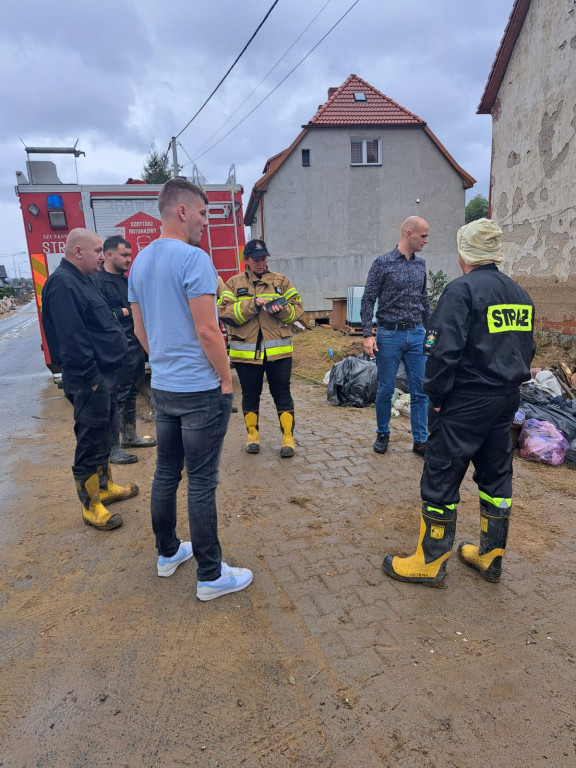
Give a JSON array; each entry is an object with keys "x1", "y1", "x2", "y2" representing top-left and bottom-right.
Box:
[
  {"x1": 325, "y1": 352, "x2": 576, "y2": 468},
  {"x1": 516, "y1": 363, "x2": 576, "y2": 467}
]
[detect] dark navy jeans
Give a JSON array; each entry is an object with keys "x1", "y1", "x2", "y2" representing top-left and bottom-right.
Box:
[
  {"x1": 150, "y1": 387, "x2": 233, "y2": 581},
  {"x1": 374, "y1": 324, "x2": 428, "y2": 444}
]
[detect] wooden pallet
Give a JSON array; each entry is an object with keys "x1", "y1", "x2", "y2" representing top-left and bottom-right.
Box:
[{"x1": 342, "y1": 325, "x2": 370, "y2": 336}]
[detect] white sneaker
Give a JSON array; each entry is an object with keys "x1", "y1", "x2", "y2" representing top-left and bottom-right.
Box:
[
  {"x1": 196, "y1": 562, "x2": 253, "y2": 601},
  {"x1": 157, "y1": 541, "x2": 193, "y2": 577}
]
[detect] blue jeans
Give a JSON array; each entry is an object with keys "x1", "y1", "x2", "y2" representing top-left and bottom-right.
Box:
[
  {"x1": 375, "y1": 325, "x2": 428, "y2": 443},
  {"x1": 150, "y1": 387, "x2": 233, "y2": 581}
]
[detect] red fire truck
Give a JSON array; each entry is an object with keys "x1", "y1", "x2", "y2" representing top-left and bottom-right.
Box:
[{"x1": 15, "y1": 144, "x2": 245, "y2": 372}]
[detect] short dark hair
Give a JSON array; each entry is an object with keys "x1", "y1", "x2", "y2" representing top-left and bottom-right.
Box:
[
  {"x1": 103, "y1": 235, "x2": 131, "y2": 253},
  {"x1": 158, "y1": 178, "x2": 209, "y2": 214}
]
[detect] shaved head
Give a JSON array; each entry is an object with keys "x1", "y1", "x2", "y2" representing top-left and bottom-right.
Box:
[
  {"x1": 65, "y1": 228, "x2": 104, "y2": 275},
  {"x1": 65, "y1": 227, "x2": 97, "y2": 254},
  {"x1": 398, "y1": 216, "x2": 429, "y2": 257},
  {"x1": 401, "y1": 216, "x2": 428, "y2": 236}
]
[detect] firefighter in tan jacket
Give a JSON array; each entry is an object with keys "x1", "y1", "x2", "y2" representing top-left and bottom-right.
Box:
[{"x1": 218, "y1": 239, "x2": 306, "y2": 457}]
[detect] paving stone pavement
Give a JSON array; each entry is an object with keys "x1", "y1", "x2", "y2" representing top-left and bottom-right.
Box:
[
  {"x1": 215, "y1": 373, "x2": 576, "y2": 767},
  {"x1": 2, "y1": 372, "x2": 575, "y2": 768}
]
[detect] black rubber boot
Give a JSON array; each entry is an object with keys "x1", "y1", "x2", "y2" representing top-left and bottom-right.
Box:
[
  {"x1": 383, "y1": 502, "x2": 457, "y2": 588},
  {"x1": 110, "y1": 439, "x2": 138, "y2": 465},
  {"x1": 458, "y1": 494, "x2": 511, "y2": 582},
  {"x1": 120, "y1": 409, "x2": 157, "y2": 449}
]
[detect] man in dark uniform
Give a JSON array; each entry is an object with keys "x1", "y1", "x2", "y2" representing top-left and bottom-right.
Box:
[
  {"x1": 42, "y1": 228, "x2": 138, "y2": 531},
  {"x1": 382, "y1": 219, "x2": 535, "y2": 587},
  {"x1": 93, "y1": 236, "x2": 156, "y2": 464}
]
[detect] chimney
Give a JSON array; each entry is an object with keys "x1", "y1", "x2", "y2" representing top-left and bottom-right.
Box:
[{"x1": 328, "y1": 87, "x2": 338, "y2": 99}]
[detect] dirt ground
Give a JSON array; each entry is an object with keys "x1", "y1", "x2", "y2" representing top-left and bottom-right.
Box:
[{"x1": 1, "y1": 327, "x2": 576, "y2": 767}]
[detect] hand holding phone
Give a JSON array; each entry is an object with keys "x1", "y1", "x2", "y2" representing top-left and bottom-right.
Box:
[{"x1": 264, "y1": 296, "x2": 287, "y2": 311}]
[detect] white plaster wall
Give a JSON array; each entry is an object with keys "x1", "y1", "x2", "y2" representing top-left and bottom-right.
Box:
[
  {"x1": 252, "y1": 127, "x2": 466, "y2": 310},
  {"x1": 490, "y1": 0, "x2": 576, "y2": 283}
]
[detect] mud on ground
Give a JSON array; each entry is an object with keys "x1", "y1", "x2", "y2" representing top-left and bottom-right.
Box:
[{"x1": 1, "y1": 331, "x2": 576, "y2": 767}]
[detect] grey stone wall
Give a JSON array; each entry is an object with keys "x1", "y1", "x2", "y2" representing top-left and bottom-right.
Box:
[{"x1": 489, "y1": 0, "x2": 576, "y2": 329}]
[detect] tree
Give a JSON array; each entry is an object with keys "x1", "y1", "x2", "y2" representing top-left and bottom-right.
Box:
[
  {"x1": 428, "y1": 270, "x2": 449, "y2": 308},
  {"x1": 465, "y1": 194, "x2": 489, "y2": 223},
  {"x1": 141, "y1": 142, "x2": 172, "y2": 184}
]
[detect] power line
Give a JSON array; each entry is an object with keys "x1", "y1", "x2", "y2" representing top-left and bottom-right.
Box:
[
  {"x1": 189, "y1": 0, "x2": 361, "y2": 165},
  {"x1": 189, "y1": 0, "x2": 335, "y2": 160},
  {"x1": 173, "y1": 0, "x2": 281, "y2": 143}
]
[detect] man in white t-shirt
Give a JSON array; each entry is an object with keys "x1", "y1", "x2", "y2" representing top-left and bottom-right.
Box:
[{"x1": 129, "y1": 178, "x2": 252, "y2": 600}]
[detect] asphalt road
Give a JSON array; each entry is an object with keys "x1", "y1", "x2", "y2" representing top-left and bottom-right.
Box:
[{"x1": 0, "y1": 300, "x2": 54, "y2": 507}]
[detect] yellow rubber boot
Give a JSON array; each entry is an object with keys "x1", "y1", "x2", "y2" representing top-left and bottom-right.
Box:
[
  {"x1": 244, "y1": 411, "x2": 260, "y2": 454},
  {"x1": 382, "y1": 503, "x2": 457, "y2": 588},
  {"x1": 75, "y1": 472, "x2": 122, "y2": 531},
  {"x1": 458, "y1": 494, "x2": 511, "y2": 582},
  {"x1": 278, "y1": 411, "x2": 295, "y2": 458},
  {"x1": 98, "y1": 462, "x2": 139, "y2": 505}
]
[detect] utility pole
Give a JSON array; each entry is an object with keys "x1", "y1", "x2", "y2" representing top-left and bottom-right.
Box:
[
  {"x1": 171, "y1": 138, "x2": 180, "y2": 178},
  {"x1": 0, "y1": 251, "x2": 26, "y2": 278}
]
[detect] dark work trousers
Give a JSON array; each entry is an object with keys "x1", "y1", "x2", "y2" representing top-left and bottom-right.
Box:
[
  {"x1": 421, "y1": 390, "x2": 520, "y2": 506},
  {"x1": 116, "y1": 341, "x2": 146, "y2": 418},
  {"x1": 235, "y1": 356, "x2": 294, "y2": 414},
  {"x1": 63, "y1": 370, "x2": 117, "y2": 475}
]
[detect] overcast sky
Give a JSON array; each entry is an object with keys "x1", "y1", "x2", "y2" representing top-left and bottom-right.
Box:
[{"x1": 1, "y1": 0, "x2": 514, "y2": 277}]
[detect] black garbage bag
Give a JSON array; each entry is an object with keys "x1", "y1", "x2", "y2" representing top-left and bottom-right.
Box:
[
  {"x1": 395, "y1": 361, "x2": 409, "y2": 394},
  {"x1": 519, "y1": 381, "x2": 568, "y2": 409},
  {"x1": 327, "y1": 353, "x2": 378, "y2": 408},
  {"x1": 565, "y1": 438, "x2": 576, "y2": 468},
  {"x1": 519, "y1": 401, "x2": 576, "y2": 441}
]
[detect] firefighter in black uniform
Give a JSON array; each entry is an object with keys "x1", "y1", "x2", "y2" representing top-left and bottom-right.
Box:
[
  {"x1": 382, "y1": 218, "x2": 535, "y2": 587},
  {"x1": 42, "y1": 228, "x2": 138, "y2": 531},
  {"x1": 93, "y1": 235, "x2": 156, "y2": 464}
]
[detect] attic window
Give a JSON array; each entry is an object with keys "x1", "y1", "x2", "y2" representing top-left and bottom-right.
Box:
[
  {"x1": 301, "y1": 149, "x2": 310, "y2": 167},
  {"x1": 353, "y1": 92, "x2": 367, "y2": 102}
]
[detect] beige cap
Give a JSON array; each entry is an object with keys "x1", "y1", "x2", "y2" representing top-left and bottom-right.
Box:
[{"x1": 457, "y1": 218, "x2": 504, "y2": 266}]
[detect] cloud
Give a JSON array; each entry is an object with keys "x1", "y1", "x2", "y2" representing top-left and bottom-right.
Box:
[{"x1": 0, "y1": 0, "x2": 513, "y2": 270}]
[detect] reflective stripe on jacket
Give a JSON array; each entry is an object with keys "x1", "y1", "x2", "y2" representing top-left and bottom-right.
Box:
[{"x1": 217, "y1": 267, "x2": 305, "y2": 364}]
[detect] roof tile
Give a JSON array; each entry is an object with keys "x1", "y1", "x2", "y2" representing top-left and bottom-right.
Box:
[{"x1": 307, "y1": 74, "x2": 424, "y2": 127}]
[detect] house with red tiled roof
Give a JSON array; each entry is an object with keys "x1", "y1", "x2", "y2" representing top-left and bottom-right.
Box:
[
  {"x1": 244, "y1": 74, "x2": 475, "y2": 311},
  {"x1": 478, "y1": 0, "x2": 576, "y2": 334}
]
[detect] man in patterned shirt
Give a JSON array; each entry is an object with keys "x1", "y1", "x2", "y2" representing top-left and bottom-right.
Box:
[{"x1": 360, "y1": 216, "x2": 430, "y2": 457}]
